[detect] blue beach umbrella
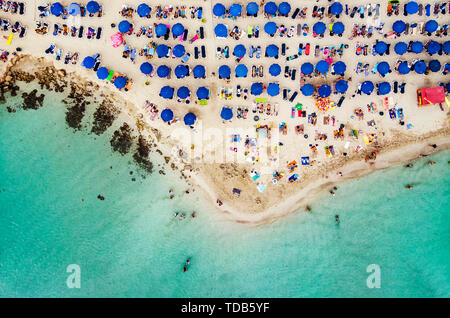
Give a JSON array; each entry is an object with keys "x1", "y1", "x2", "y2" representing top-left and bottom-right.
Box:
[
  {"x1": 429, "y1": 60, "x2": 441, "y2": 72},
  {"x1": 175, "y1": 65, "x2": 189, "y2": 78},
  {"x1": 332, "y1": 22, "x2": 345, "y2": 35},
  {"x1": 406, "y1": 1, "x2": 419, "y2": 15},
  {"x1": 333, "y1": 61, "x2": 346, "y2": 75},
  {"x1": 361, "y1": 81, "x2": 374, "y2": 95},
  {"x1": 251, "y1": 83, "x2": 263, "y2": 96},
  {"x1": 395, "y1": 42, "x2": 408, "y2": 55},
  {"x1": 220, "y1": 107, "x2": 233, "y2": 120},
  {"x1": 278, "y1": 2, "x2": 291, "y2": 15},
  {"x1": 313, "y1": 22, "x2": 326, "y2": 35},
  {"x1": 230, "y1": 4, "x2": 242, "y2": 17},
  {"x1": 264, "y1": 2, "x2": 277, "y2": 15},
  {"x1": 69, "y1": 3, "x2": 81, "y2": 16},
  {"x1": 335, "y1": 80, "x2": 348, "y2": 93},
  {"x1": 235, "y1": 64, "x2": 248, "y2": 77},
  {"x1": 156, "y1": 44, "x2": 169, "y2": 57},
  {"x1": 177, "y1": 86, "x2": 190, "y2": 99},
  {"x1": 413, "y1": 61, "x2": 427, "y2": 74},
  {"x1": 82, "y1": 56, "x2": 95, "y2": 69},
  {"x1": 267, "y1": 83, "x2": 280, "y2": 96},
  {"x1": 196, "y1": 87, "x2": 209, "y2": 99},
  {"x1": 172, "y1": 44, "x2": 185, "y2": 58},
  {"x1": 213, "y1": 4, "x2": 226, "y2": 17},
  {"x1": 427, "y1": 41, "x2": 441, "y2": 55},
  {"x1": 193, "y1": 65, "x2": 206, "y2": 78},
  {"x1": 118, "y1": 20, "x2": 131, "y2": 33},
  {"x1": 301, "y1": 62, "x2": 314, "y2": 75},
  {"x1": 155, "y1": 23, "x2": 168, "y2": 37},
  {"x1": 233, "y1": 44, "x2": 246, "y2": 58},
  {"x1": 160, "y1": 86, "x2": 174, "y2": 99},
  {"x1": 443, "y1": 41, "x2": 450, "y2": 54},
  {"x1": 393, "y1": 20, "x2": 406, "y2": 33},
  {"x1": 266, "y1": 44, "x2": 279, "y2": 57},
  {"x1": 86, "y1": 1, "x2": 100, "y2": 14},
  {"x1": 96, "y1": 67, "x2": 109, "y2": 80},
  {"x1": 269, "y1": 64, "x2": 281, "y2": 76},
  {"x1": 161, "y1": 109, "x2": 174, "y2": 122},
  {"x1": 411, "y1": 41, "x2": 423, "y2": 54},
  {"x1": 377, "y1": 62, "x2": 390, "y2": 76},
  {"x1": 301, "y1": 84, "x2": 314, "y2": 96},
  {"x1": 140, "y1": 62, "x2": 153, "y2": 75},
  {"x1": 330, "y1": 2, "x2": 343, "y2": 16},
  {"x1": 318, "y1": 85, "x2": 331, "y2": 98},
  {"x1": 219, "y1": 65, "x2": 231, "y2": 79},
  {"x1": 316, "y1": 60, "x2": 329, "y2": 74},
  {"x1": 114, "y1": 76, "x2": 126, "y2": 89},
  {"x1": 214, "y1": 24, "x2": 228, "y2": 38},
  {"x1": 378, "y1": 82, "x2": 391, "y2": 95},
  {"x1": 375, "y1": 41, "x2": 388, "y2": 55},
  {"x1": 137, "y1": 3, "x2": 150, "y2": 17},
  {"x1": 184, "y1": 113, "x2": 197, "y2": 126},
  {"x1": 51, "y1": 3, "x2": 63, "y2": 16},
  {"x1": 264, "y1": 22, "x2": 277, "y2": 35},
  {"x1": 172, "y1": 23, "x2": 184, "y2": 37},
  {"x1": 157, "y1": 65, "x2": 170, "y2": 78},
  {"x1": 247, "y1": 2, "x2": 259, "y2": 15},
  {"x1": 398, "y1": 62, "x2": 411, "y2": 74},
  {"x1": 425, "y1": 20, "x2": 438, "y2": 33}
]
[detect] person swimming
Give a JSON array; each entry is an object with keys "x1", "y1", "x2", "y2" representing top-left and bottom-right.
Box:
[
  {"x1": 335, "y1": 215, "x2": 340, "y2": 224},
  {"x1": 428, "y1": 161, "x2": 436, "y2": 165},
  {"x1": 404, "y1": 163, "x2": 413, "y2": 168},
  {"x1": 406, "y1": 185, "x2": 413, "y2": 190},
  {"x1": 305, "y1": 205, "x2": 311, "y2": 212}
]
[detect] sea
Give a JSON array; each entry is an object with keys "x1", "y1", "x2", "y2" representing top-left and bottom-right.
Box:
[{"x1": 0, "y1": 89, "x2": 449, "y2": 298}]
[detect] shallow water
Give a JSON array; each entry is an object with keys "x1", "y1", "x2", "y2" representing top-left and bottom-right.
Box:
[{"x1": 0, "y1": 95, "x2": 449, "y2": 297}]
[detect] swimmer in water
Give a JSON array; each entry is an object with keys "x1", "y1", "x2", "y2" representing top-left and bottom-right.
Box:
[
  {"x1": 191, "y1": 212, "x2": 196, "y2": 218},
  {"x1": 183, "y1": 265, "x2": 188, "y2": 272},
  {"x1": 180, "y1": 213, "x2": 185, "y2": 220},
  {"x1": 186, "y1": 258, "x2": 190, "y2": 265},
  {"x1": 428, "y1": 161, "x2": 436, "y2": 165},
  {"x1": 170, "y1": 195, "x2": 174, "y2": 199},
  {"x1": 404, "y1": 163, "x2": 413, "y2": 168},
  {"x1": 406, "y1": 185, "x2": 413, "y2": 190},
  {"x1": 335, "y1": 215, "x2": 340, "y2": 224},
  {"x1": 329, "y1": 190, "x2": 335, "y2": 196},
  {"x1": 305, "y1": 205, "x2": 311, "y2": 212},
  {"x1": 333, "y1": 186, "x2": 338, "y2": 191},
  {"x1": 174, "y1": 212, "x2": 179, "y2": 218}
]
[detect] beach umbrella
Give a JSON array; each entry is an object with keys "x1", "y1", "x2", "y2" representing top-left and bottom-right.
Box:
[
  {"x1": 175, "y1": 65, "x2": 189, "y2": 78},
  {"x1": 160, "y1": 86, "x2": 174, "y2": 99},
  {"x1": 267, "y1": 83, "x2": 280, "y2": 96},
  {"x1": 86, "y1": 1, "x2": 100, "y2": 14},
  {"x1": 161, "y1": 109, "x2": 173, "y2": 122},
  {"x1": 405, "y1": 1, "x2": 419, "y2": 15},
  {"x1": 235, "y1": 64, "x2": 248, "y2": 77},
  {"x1": 333, "y1": 61, "x2": 346, "y2": 75},
  {"x1": 184, "y1": 113, "x2": 197, "y2": 126},
  {"x1": 110, "y1": 32, "x2": 123, "y2": 47},
  {"x1": 137, "y1": 3, "x2": 150, "y2": 17},
  {"x1": 394, "y1": 42, "x2": 408, "y2": 55},
  {"x1": 378, "y1": 82, "x2": 391, "y2": 95},
  {"x1": 264, "y1": 22, "x2": 277, "y2": 35},
  {"x1": 230, "y1": 4, "x2": 242, "y2": 17},
  {"x1": 251, "y1": 83, "x2": 263, "y2": 96},
  {"x1": 220, "y1": 107, "x2": 233, "y2": 120},
  {"x1": 114, "y1": 76, "x2": 126, "y2": 89},
  {"x1": 173, "y1": 44, "x2": 186, "y2": 58},
  {"x1": 316, "y1": 60, "x2": 329, "y2": 74},
  {"x1": 301, "y1": 62, "x2": 314, "y2": 75},
  {"x1": 444, "y1": 41, "x2": 450, "y2": 54},
  {"x1": 393, "y1": 20, "x2": 406, "y2": 33},
  {"x1": 96, "y1": 67, "x2": 109, "y2": 80},
  {"x1": 398, "y1": 62, "x2": 411, "y2": 74},
  {"x1": 301, "y1": 84, "x2": 314, "y2": 96},
  {"x1": 411, "y1": 41, "x2": 423, "y2": 54},
  {"x1": 318, "y1": 85, "x2": 331, "y2": 98},
  {"x1": 172, "y1": 23, "x2": 184, "y2": 37},
  {"x1": 51, "y1": 3, "x2": 63, "y2": 16},
  {"x1": 429, "y1": 60, "x2": 441, "y2": 72},
  {"x1": 330, "y1": 2, "x2": 343, "y2": 16},
  {"x1": 140, "y1": 62, "x2": 153, "y2": 75},
  {"x1": 269, "y1": 64, "x2": 281, "y2": 76},
  {"x1": 361, "y1": 81, "x2": 374, "y2": 95},
  {"x1": 377, "y1": 62, "x2": 390, "y2": 76},
  {"x1": 193, "y1": 65, "x2": 206, "y2": 78},
  {"x1": 69, "y1": 3, "x2": 81, "y2": 16},
  {"x1": 213, "y1": 4, "x2": 226, "y2": 17},
  {"x1": 82, "y1": 56, "x2": 95, "y2": 69},
  {"x1": 196, "y1": 87, "x2": 209, "y2": 99},
  {"x1": 118, "y1": 20, "x2": 131, "y2": 33},
  {"x1": 335, "y1": 80, "x2": 348, "y2": 93},
  {"x1": 155, "y1": 23, "x2": 168, "y2": 37},
  {"x1": 247, "y1": 2, "x2": 259, "y2": 16},
  {"x1": 313, "y1": 22, "x2": 326, "y2": 35},
  {"x1": 332, "y1": 22, "x2": 345, "y2": 35},
  {"x1": 425, "y1": 20, "x2": 439, "y2": 33},
  {"x1": 413, "y1": 61, "x2": 427, "y2": 74},
  {"x1": 157, "y1": 65, "x2": 170, "y2": 78},
  {"x1": 219, "y1": 65, "x2": 231, "y2": 79},
  {"x1": 427, "y1": 41, "x2": 441, "y2": 55},
  {"x1": 278, "y1": 2, "x2": 291, "y2": 15},
  {"x1": 177, "y1": 86, "x2": 190, "y2": 99},
  {"x1": 266, "y1": 44, "x2": 279, "y2": 57},
  {"x1": 233, "y1": 44, "x2": 246, "y2": 58},
  {"x1": 264, "y1": 2, "x2": 277, "y2": 15},
  {"x1": 156, "y1": 44, "x2": 169, "y2": 57},
  {"x1": 214, "y1": 24, "x2": 228, "y2": 38},
  {"x1": 374, "y1": 41, "x2": 388, "y2": 55}
]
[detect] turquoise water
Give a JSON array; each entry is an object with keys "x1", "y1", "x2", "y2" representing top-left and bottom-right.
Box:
[{"x1": 0, "y1": 93, "x2": 449, "y2": 298}]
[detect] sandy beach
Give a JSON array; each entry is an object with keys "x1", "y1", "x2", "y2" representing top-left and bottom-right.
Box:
[{"x1": 0, "y1": 0, "x2": 449, "y2": 225}]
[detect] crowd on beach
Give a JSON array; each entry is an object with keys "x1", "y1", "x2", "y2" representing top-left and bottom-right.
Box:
[{"x1": 0, "y1": 0, "x2": 24, "y2": 15}]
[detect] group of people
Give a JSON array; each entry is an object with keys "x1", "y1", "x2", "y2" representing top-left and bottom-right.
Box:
[
  {"x1": 0, "y1": 0, "x2": 24, "y2": 14},
  {"x1": 0, "y1": 18, "x2": 26, "y2": 37},
  {"x1": 38, "y1": 3, "x2": 103, "y2": 18},
  {"x1": 45, "y1": 44, "x2": 79, "y2": 65}
]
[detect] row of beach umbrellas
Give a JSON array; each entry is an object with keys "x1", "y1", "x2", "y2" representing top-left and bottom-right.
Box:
[
  {"x1": 118, "y1": 20, "x2": 185, "y2": 38},
  {"x1": 51, "y1": 1, "x2": 100, "y2": 16},
  {"x1": 373, "y1": 40, "x2": 448, "y2": 56},
  {"x1": 159, "y1": 86, "x2": 210, "y2": 100},
  {"x1": 160, "y1": 109, "x2": 197, "y2": 126}
]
